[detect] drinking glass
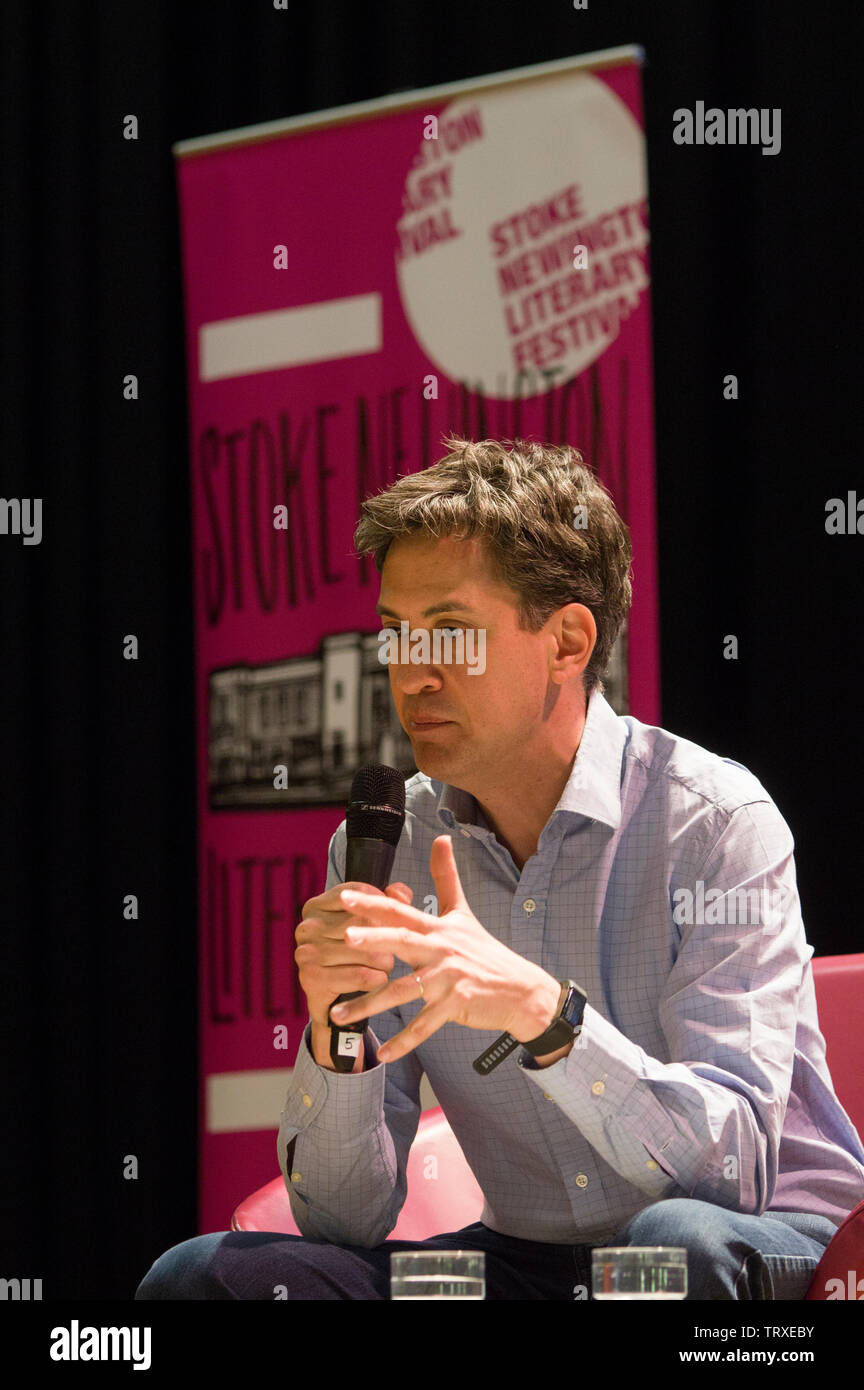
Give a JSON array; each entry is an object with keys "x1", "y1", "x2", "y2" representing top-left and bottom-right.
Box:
[
  {"x1": 592, "y1": 1246, "x2": 687, "y2": 1300},
  {"x1": 390, "y1": 1250, "x2": 485, "y2": 1300}
]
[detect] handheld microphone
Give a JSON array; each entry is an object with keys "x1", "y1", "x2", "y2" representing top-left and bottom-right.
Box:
[{"x1": 329, "y1": 764, "x2": 406, "y2": 1072}]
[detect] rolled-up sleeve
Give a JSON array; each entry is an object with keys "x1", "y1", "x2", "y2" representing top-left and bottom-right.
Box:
[
  {"x1": 276, "y1": 822, "x2": 424, "y2": 1247},
  {"x1": 518, "y1": 799, "x2": 808, "y2": 1214}
]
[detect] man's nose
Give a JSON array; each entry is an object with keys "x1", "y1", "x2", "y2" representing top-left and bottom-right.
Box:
[{"x1": 391, "y1": 661, "x2": 445, "y2": 694}]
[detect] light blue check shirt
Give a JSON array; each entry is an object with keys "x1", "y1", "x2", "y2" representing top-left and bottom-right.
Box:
[{"x1": 278, "y1": 689, "x2": 864, "y2": 1247}]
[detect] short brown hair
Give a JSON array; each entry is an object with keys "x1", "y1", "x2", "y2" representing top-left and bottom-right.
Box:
[{"x1": 353, "y1": 435, "x2": 632, "y2": 699}]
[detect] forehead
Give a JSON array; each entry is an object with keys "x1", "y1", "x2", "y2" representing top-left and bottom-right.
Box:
[{"x1": 379, "y1": 533, "x2": 513, "y2": 605}]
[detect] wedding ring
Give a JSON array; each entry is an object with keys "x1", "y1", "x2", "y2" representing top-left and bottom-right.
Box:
[{"x1": 415, "y1": 975, "x2": 425, "y2": 997}]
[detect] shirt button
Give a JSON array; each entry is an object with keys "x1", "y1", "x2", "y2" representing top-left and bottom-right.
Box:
[
  {"x1": 646, "y1": 1159, "x2": 658, "y2": 1171},
  {"x1": 522, "y1": 899, "x2": 536, "y2": 913},
  {"x1": 591, "y1": 1081, "x2": 605, "y2": 1096},
  {"x1": 575, "y1": 1173, "x2": 589, "y2": 1188},
  {"x1": 291, "y1": 1171, "x2": 302, "y2": 1182},
  {"x1": 302, "y1": 1093, "x2": 313, "y2": 1107}
]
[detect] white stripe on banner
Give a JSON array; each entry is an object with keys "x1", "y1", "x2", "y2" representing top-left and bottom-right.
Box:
[
  {"x1": 207, "y1": 1069, "x2": 295, "y2": 1133},
  {"x1": 207, "y1": 1067, "x2": 438, "y2": 1132},
  {"x1": 199, "y1": 293, "x2": 382, "y2": 381}
]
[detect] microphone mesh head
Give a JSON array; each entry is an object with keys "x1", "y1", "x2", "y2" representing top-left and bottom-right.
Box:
[{"x1": 347, "y1": 765, "x2": 406, "y2": 845}]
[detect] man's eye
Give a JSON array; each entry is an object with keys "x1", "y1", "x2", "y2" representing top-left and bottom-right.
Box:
[{"x1": 378, "y1": 623, "x2": 465, "y2": 636}]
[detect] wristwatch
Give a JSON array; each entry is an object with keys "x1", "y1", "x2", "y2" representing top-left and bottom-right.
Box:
[
  {"x1": 521, "y1": 979, "x2": 587, "y2": 1057},
  {"x1": 472, "y1": 979, "x2": 587, "y2": 1075}
]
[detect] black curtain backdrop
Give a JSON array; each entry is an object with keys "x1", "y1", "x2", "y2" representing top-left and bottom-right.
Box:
[{"x1": 1, "y1": 0, "x2": 861, "y2": 1303}]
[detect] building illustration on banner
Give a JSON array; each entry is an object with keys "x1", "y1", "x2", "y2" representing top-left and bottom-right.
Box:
[{"x1": 208, "y1": 623, "x2": 628, "y2": 809}]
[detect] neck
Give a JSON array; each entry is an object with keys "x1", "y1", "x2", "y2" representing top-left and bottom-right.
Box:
[{"x1": 473, "y1": 696, "x2": 590, "y2": 871}]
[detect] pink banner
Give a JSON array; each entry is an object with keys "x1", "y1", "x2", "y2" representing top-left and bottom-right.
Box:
[{"x1": 174, "y1": 47, "x2": 658, "y2": 1233}]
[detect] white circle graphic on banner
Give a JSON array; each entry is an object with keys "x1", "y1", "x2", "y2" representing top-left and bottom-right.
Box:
[{"x1": 395, "y1": 72, "x2": 649, "y2": 399}]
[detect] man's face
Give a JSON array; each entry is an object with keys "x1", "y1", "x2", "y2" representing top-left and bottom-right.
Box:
[{"x1": 377, "y1": 533, "x2": 556, "y2": 786}]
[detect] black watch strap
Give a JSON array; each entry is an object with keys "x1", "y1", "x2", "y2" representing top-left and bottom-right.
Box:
[
  {"x1": 472, "y1": 981, "x2": 587, "y2": 1075},
  {"x1": 472, "y1": 1030, "x2": 522, "y2": 1075}
]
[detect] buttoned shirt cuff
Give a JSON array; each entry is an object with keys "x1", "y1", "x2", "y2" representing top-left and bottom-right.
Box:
[
  {"x1": 278, "y1": 1021, "x2": 410, "y2": 1248},
  {"x1": 280, "y1": 1022, "x2": 386, "y2": 1134}
]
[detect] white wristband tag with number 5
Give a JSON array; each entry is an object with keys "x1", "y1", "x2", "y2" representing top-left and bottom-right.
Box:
[{"x1": 337, "y1": 1031, "x2": 363, "y2": 1057}]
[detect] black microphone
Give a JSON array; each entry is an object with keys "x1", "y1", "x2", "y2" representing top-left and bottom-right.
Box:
[{"x1": 329, "y1": 764, "x2": 406, "y2": 1072}]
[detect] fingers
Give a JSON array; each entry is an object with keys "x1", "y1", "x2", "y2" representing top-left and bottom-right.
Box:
[
  {"x1": 378, "y1": 998, "x2": 452, "y2": 1063},
  {"x1": 299, "y1": 880, "x2": 412, "y2": 935},
  {"x1": 429, "y1": 834, "x2": 468, "y2": 915},
  {"x1": 295, "y1": 879, "x2": 415, "y2": 1000},
  {"x1": 297, "y1": 881, "x2": 416, "y2": 1029},
  {"x1": 302, "y1": 964, "x2": 392, "y2": 1028},
  {"x1": 323, "y1": 878, "x2": 407, "y2": 906},
  {"x1": 385, "y1": 882, "x2": 414, "y2": 903},
  {"x1": 310, "y1": 964, "x2": 390, "y2": 996},
  {"x1": 343, "y1": 925, "x2": 438, "y2": 967},
  {"x1": 295, "y1": 939, "x2": 395, "y2": 972},
  {"x1": 338, "y1": 888, "x2": 434, "y2": 933},
  {"x1": 296, "y1": 886, "x2": 383, "y2": 946},
  {"x1": 330, "y1": 968, "x2": 422, "y2": 1023}
]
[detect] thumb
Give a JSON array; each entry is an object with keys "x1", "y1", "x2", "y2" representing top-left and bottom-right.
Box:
[{"x1": 430, "y1": 834, "x2": 468, "y2": 915}]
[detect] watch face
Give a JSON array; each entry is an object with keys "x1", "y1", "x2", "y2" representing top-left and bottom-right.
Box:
[{"x1": 562, "y1": 983, "x2": 587, "y2": 1027}]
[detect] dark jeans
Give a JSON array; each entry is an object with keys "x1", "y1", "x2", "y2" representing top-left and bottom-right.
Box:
[{"x1": 133, "y1": 1198, "x2": 838, "y2": 1301}]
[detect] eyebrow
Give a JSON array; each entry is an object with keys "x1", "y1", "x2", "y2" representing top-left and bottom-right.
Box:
[{"x1": 375, "y1": 599, "x2": 481, "y2": 618}]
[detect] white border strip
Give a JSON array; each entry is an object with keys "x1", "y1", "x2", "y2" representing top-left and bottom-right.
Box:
[
  {"x1": 206, "y1": 1066, "x2": 439, "y2": 1131},
  {"x1": 173, "y1": 46, "x2": 644, "y2": 157},
  {"x1": 207, "y1": 1068, "x2": 295, "y2": 1133},
  {"x1": 200, "y1": 292, "x2": 382, "y2": 381}
]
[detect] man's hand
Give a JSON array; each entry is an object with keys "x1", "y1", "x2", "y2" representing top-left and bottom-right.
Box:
[
  {"x1": 295, "y1": 877, "x2": 414, "y2": 1071},
  {"x1": 329, "y1": 834, "x2": 562, "y2": 1063}
]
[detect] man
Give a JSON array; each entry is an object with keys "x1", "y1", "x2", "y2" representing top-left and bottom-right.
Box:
[{"x1": 136, "y1": 436, "x2": 864, "y2": 1300}]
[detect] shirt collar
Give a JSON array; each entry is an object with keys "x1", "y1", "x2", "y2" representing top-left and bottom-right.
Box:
[{"x1": 434, "y1": 688, "x2": 627, "y2": 835}]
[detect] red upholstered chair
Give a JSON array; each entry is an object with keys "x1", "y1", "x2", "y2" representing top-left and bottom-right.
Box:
[
  {"x1": 231, "y1": 1103, "x2": 484, "y2": 1239},
  {"x1": 805, "y1": 953, "x2": 864, "y2": 1299},
  {"x1": 232, "y1": 955, "x2": 864, "y2": 1298}
]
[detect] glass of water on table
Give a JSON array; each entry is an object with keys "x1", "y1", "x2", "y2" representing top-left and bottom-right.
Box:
[
  {"x1": 592, "y1": 1247, "x2": 687, "y2": 1299},
  {"x1": 390, "y1": 1251, "x2": 485, "y2": 1300}
]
